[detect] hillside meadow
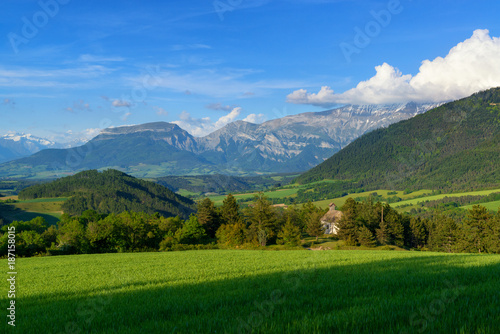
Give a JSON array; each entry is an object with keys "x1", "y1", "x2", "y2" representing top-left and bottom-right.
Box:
[{"x1": 2, "y1": 250, "x2": 499, "y2": 333}]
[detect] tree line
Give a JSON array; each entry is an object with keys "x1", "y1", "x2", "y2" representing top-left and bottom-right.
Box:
[
  {"x1": 1, "y1": 194, "x2": 498, "y2": 257},
  {"x1": 335, "y1": 198, "x2": 500, "y2": 253},
  {"x1": 0, "y1": 193, "x2": 327, "y2": 257}
]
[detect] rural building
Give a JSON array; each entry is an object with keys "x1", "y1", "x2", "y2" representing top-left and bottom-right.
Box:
[{"x1": 321, "y1": 203, "x2": 343, "y2": 235}]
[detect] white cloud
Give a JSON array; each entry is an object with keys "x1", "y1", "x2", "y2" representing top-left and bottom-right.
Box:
[
  {"x1": 112, "y1": 99, "x2": 131, "y2": 108},
  {"x1": 154, "y1": 106, "x2": 168, "y2": 116},
  {"x1": 173, "y1": 107, "x2": 242, "y2": 136},
  {"x1": 78, "y1": 54, "x2": 125, "y2": 62},
  {"x1": 287, "y1": 29, "x2": 500, "y2": 106},
  {"x1": 128, "y1": 68, "x2": 304, "y2": 98},
  {"x1": 243, "y1": 113, "x2": 266, "y2": 124},
  {"x1": 122, "y1": 112, "x2": 132, "y2": 121}
]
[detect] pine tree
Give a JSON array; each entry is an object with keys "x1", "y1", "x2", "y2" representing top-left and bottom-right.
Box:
[
  {"x1": 220, "y1": 194, "x2": 242, "y2": 225},
  {"x1": 428, "y1": 217, "x2": 458, "y2": 253},
  {"x1": 337, "y1": 198, "x2": 358, "y2": 246},
  {"x1": 409, "y1": 217, "x2": 428, "y2": 248},
  {"x1": 357, "y1": 225, "x2": 376, "y2": 247},
  {"x1": 197, "y1": 198, "x2": 220, "y2": 238},
  {"x1": 277, "y1": 218, "x2": 302, "y2": 246},
  {"x1": 462, "y1": 205, "x2": 492, "y2": 253},
  {"x1": 246, "y1": 193, "x2": 277, "y2": 246},
  {"x1": 306, "y1": 211, "x2": 325, "y2": 241}
]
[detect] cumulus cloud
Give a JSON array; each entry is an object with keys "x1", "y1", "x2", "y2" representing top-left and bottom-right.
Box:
[
  {"x1": 243, "y1": 113, "x2": 266, "y2": 124},
  {"x1": 173, "y1": 107, "x2": 242, "y2": 136},
  {"x1": 287, "y1": 29, "x2": 500, "y2": 106},
  {"x1": 112, "y1": 99, "x2": 132, "y2": 108}
]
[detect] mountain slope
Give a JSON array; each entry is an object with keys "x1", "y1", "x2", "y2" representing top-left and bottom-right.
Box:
[
  {"x1": 295, "y1": 88, "x2": 500, "y2": 191},
  {"x1": 0, "y1": 133, "x2": 59, "y2": 163},
  {"x1": 18, "y1": 169, "x2": 196, "y2": 218},
  {"x1": 198, "y1": 102, "x2": 441, "y2": 173},
  {"x1": 0, "y1": 102, "x2": 441, "y2": 178}
]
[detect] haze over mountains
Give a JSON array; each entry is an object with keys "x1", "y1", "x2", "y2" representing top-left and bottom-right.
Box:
[{"x1": 0, "y1": 102, "x2": 441, "y2": 178}]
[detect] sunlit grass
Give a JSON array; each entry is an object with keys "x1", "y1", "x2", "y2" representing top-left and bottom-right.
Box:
[{"x1": 2, "y1": 250, "x2": 499, "y2": 333}]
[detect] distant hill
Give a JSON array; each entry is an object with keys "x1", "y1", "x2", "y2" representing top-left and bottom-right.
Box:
[
  {"x1": 0, "y1": 102, "x2": 441, "y2": 178},
  {"x1": 18, "y1": 169, "x2": 196, "y2": 218},
  {"x1": 296, "y1": 88, "x2": 500, "y2": 191}
]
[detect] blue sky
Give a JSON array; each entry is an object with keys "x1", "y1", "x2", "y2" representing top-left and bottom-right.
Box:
[{"x1": 1, "y1": 0, "x2": 500, "y2": 141}]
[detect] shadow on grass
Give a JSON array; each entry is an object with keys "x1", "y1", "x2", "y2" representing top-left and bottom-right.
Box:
[
  {"x1": 0, "y1": 202, "x2": 60, "y2": 225},
  {"x1": 8, "y1": 252, "x2": 500, "y2": 334}
]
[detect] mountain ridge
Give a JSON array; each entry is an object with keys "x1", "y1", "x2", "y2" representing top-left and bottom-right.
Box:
[
  {"x1": 0, "y1": 101, "x2": 442, "y2": 178},
  {"x1": 295, "y1": 88, "x2": 500, "y2": 191}
]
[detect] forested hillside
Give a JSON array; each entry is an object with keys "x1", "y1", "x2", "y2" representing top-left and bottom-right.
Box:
[
  {"x1": 296, "y1": 88, "x2": 500, "y2": 191},
  {"x1": 18, "y1": 169, "x2": 196, "y2": 218}
]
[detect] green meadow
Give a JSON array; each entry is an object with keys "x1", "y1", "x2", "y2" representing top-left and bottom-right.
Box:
[
  {"x1": 0, "y1": 197, "x2": 65, "y2": 225},
  {"x1": 391, "y1": 188, "x2": 500, "y2": 208},
  {"x1": 3, "y1": 250, "x2": 499, "y2": 333},
  {"x1": 462, "y1": 200, "x2": 500, "y2": 212}
]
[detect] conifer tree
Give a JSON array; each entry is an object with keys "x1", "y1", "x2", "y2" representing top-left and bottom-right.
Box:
[
  {"x1": 197, "y1": 198, "x2": 220, "y2": 238},
  {"x1": 462, "y1": 205, "x2": 492, "y2": 253},
  {"x1": 409, "y1": 217, "x2": 428, "y2": 248},
  {"x1": 358, "y1": 225, "x2": 376, "y2": 247},
  {"x1": 246, "y1": 193, "x2": 277, "y2": 246},
  {"x1": 306, "y1": 211, "x2": 325, "y2": 241},
  {"x1": 220, "y1": 194, "x2": 242, "y2": 225},
  {"x1": 337, "y1": 198, "x2": 358, "y2": 246},
  {"x1": 277, "y1": 217, "x2": 302, "y2": 246}
]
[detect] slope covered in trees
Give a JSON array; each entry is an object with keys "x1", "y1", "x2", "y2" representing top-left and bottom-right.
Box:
[
  {"x1": 18, "y1": 169, "x2": 196, "y2": 218},
  {"x1": 296, "y1": 88, "x2": 500, "y2": 191}
]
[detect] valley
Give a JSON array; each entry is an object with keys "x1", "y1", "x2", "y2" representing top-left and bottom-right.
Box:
[{"x1": 2, "y1": 2, "x2": 500, "y2": 333}]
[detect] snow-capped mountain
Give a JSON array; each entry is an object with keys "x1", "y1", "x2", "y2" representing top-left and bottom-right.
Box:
[
  {"x1": 197, "y1": 102, "x2": 444, "y2": 172},
  {"x1": 0, "y1": 101, "x2": 444, "y2": 177},
  {"x1": 0, "y1": 133, "x2": 60, "y2": 163}
]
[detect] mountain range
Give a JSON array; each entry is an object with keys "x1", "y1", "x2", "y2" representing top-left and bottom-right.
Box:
[
  {"x1": 0, "y1": 102, "x2": 441, "y2": 178},
  {"x1": 0, "y1": 133, "x2": 91, "y2": 164},
  {"x1": 296, "y1": 88, "x2": 500, "y2": 191}
]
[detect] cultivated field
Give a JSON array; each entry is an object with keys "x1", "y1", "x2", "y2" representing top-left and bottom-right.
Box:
[{"x1": 2, "y1": 250, "x2": 499, "y2": 333}]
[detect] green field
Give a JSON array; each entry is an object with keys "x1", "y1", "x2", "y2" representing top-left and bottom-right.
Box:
[
  {"x1": 462, "y1": 200, "x2": 500, "y2": 212},
  {"x1": 208, "y1": 188, "x2": 300, "y2": 206},
  {"x1": 312, "y1": 189, "x2": 432, "y2": 209},
  {"x1": 0, "y1": 197, "x2": 65, "y2": 225},
  {"x1": 3, "y1": 250, "x2": 499, "y2": 333},
  {"x1": 391, "y1": 188, "x2": 500, "y2": 207}
]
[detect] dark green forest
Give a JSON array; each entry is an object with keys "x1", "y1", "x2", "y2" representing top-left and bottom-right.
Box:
[
  {"x1": 18, "y1": 169, "x2": 196, "y2": 219},
  {"x1": 296, "y1": 88, "x2": 500, "y2": 191},
  {"x1": 1, "y1": 192, "x2": 499, "y2": 257},
  {"x1": 155, "y1": 173, "x2": 297, "y2": 195}
]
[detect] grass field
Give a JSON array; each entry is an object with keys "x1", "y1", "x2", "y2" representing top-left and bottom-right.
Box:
[
  {"x1": 208, "y1": 188, "x2": 300, "y2": 206},
  {"x1": 312, "y1": 189, "x2": 432, "y2": 209},
  {"x1": 462, "y1": 200, "x2": 500, "y2": 212},
  {"x1": 390, "y1": 188, "x2": 500, "y2": 208},
  {"x1": 0, "y1": 197, "x2": 65, "y2": 225},
  {"x1": 2, "y1": 250, "x2": 499, "y2": 333}
]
